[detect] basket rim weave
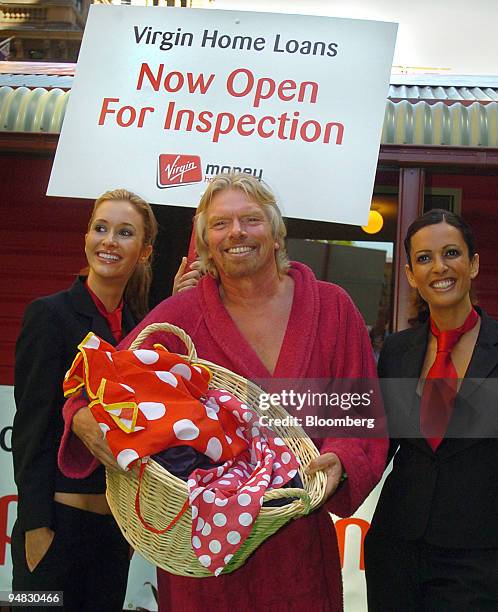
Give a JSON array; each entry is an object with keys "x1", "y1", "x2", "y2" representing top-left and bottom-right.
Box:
[{"x1": 106, "y1": 322, "x2": 327, "y2": 577}]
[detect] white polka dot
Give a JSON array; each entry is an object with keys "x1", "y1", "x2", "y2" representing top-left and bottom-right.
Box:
[
  {"x1": 240, "y1": 403, "x2": 249, "y2": 410},
  {"x1": 238, "y1": 512, "x2": 253, "y2": 526},
  {"x1": 138, "y1": 402, "x2": 166, "y2": 420},
  {"x1": 262, "y1": 474, "x2": 271, "y2": 481},
  {"x1": 193, "y1": 366, "x2": 202, "y2": 374},
  {"x1": 190, "y1": 488, "x2": 203, "y2": 502},
  {"x1": 202, "y1": 473, "x2": 214, "y2": 484},
  {"x1": 219, "y1": 395, "x2": 232, "y2": 402},
  {"x1": 173, "y1": 419, "x2": 200, "y2": 441},
  {"x1": 272, "y1": 475, "x2": 284, "y2": 485},
  {"x1": 224, "y1": 473, "x2": 234, "y2": 479},
  {"x1": 116, "y1": 448, "x2": 139, "y2": 470},
  {"x1": 225, "y1": 435, "x2": 232, "y2": 445},
  {"x1": 133, "y1": 349, "x2": 159, "y2": 365},
  {"x1": 218, "y1": 480, "x2": 232, "y2": 486},
  {"x1": 287, "y1": 469, "x2": 297, "y2": 479},
  {"x1": 227, "y1": 531, "x2": 241, "y2": 545},
  {"x1": 216, "y1": 466, "x2": 224, "y2": 477},
  {"x1": 233, "y1": 468, "x2": 243, "y2": 477},
  {"x1": 251, "y1": 427, "x2": 260, "y2": 438},
  {"x1": 209, "y1": 539, "x2": 221, "y2": 554},
  {"x1": 224, "y1": 554, "x2": 233, "y2": 564},
  {"x1": 214, "y1": 498, "x2": 229, "y2": 507},
  {"x1": 214, "y1": 567, "x2": 223, "y2": 577},
  {"x1": 84, "y1": 335, "x2": 100, "y2": 349},
  {"x1": 120, "y1": 383, "x2": 135, "y2": 393},
  {"x1": 98, "y1": 423, "x2": 110, "y2": 437},
  {"x1": 187, "y1": 478, "x2": 197, "y2": 489},
  {"x1": 205, "y1": 437, "x2": 223, "y2": 462},
  {"x1": 257, "y1": 480, "x2": 267, "y2": 486},
  {"x1": 235, "y1": 428, "x2": 246, "y2": 440},
  {"x1": 107, "y1": 408, "x2": 121, "y2": 416},
  {"x1": 273, "y1": 437, "x2": 285, "y2": 446},
  {"x1": 195, "y1": 518, "x2": 205, "y2": 532},
  {"x1": 191, "y1": 506, "x2": 198, "y2": 519},
  {"x1": 247, "y1": 486, "x2": 260, "y2": 493},
  {"x1": 192, "y1": 536, "x2": 201, "y2": 549},
  {"x1": 273, "y1": 462, "x2": 281, "y2": 470},
  {"x1": 281, "y1": 452, "x2": 291, "y2": 465},
  {"x1": 242, "y1": 411, "x2": 253, "y2": 423},
  {"x1": 170, "y1": 363, "x2": 192, "y2": 380},
  {"x1": 155, "y1": 371, "x2": 178, "y2": 387},
  {"x1": 120, "y1": 418, "x2": 133, "y2": 430},
  {"x1": 201, "y1": 522, "x2": 212, "y2": 536},
  {"x1": 198, "y1": 555, "x2": 211, "y2": 567},
  {"x1": 205, "y1": 405, "x2": 219, "y2": 420},
  {"x1": 206, "y1": 398, "x2": 220, "y2": 413},
  {"x1": 213, "y1": 513, "x2": 227, "y2": 527},
  {"x1": 237, "y1": 493, "x2": 251, "y2": 506},
  {"x1": 202, "y1": 490, "x2": 216, "y2": 503},
  {"x1": 105, "y1": 351, "x2": 113, "y2": 362}
]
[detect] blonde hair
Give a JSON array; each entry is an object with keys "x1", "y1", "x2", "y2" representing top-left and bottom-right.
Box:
[
  {"x1": 194, "y1": 173, "x2": 289, "y2": 278},
  {"x1": 88, "y1": 188, "x2": 158, "y2": 321}
]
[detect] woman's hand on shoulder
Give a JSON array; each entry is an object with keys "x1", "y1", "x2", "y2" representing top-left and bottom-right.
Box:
[
  {"x1": 72, "y1": 406, "x2": 124, "y2": 472},
  {"x1": 25, "y1": 527, "x2": 55, "y2": 572},
  {"x1": 172, "y1": 257, "x2": 202, "y2": 295}
]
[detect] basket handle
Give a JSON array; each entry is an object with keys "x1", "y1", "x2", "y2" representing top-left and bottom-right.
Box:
[
  {"x1": 129, "y1": 323, "x2": 198, "y2": 361},
  {"x1": 264, "y1": 485, "x2": 312, "y2": 515},
  {"x1": 134, "y1": 461, "x2": 190, "y2": 535}
]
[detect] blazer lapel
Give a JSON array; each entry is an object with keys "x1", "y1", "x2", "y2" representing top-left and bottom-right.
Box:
[
  {"x1": 401, "y1": 321, "x2": 433, "y2": 455},
  {"x1": 68, "y1": 277, "x2": 118, "y2": 347},
  {"x1": 440, "y1": 309, "x2": 498, "y2": 456},
  {"x1": 459, "y1": 309, "x2": 498, "y2": 399}
]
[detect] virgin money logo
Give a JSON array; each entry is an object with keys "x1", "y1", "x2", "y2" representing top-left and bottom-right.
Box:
[{"x1": 157, "y1": 154, "x2": 202, "y2": 188}]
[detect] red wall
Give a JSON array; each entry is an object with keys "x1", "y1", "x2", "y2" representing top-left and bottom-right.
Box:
[
  {"x1": 0, "y1": 154, "x2": 91, "y2": 385},
  {"x1": 427, "y1": 173, "x2": 498, "y2": 320}
]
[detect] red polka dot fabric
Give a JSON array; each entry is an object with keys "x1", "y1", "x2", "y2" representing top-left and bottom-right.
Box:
[
  {"x1": 63, "y1": 332, "x2": 247, "y2": 469},
  {"x1": 187, "y1": 390, "x2": 300, "y2": 576},
  {"x1": 63, "y1": 332, "x2": 300, "y2": 575}
]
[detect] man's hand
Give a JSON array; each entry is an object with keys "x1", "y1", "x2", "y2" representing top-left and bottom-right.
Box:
[
  {"x1": 172, "y1": 257, "x2": 202, "y2": 294},
  {"x1": 305, "y1": 452, "x2": 344, "y2": 500},
  {"x1": 25, "y1": 527, "x2": 54, "y2": 572},
  {"x1": 72, "y1": 406, "x2": 123, "y2": 471}
]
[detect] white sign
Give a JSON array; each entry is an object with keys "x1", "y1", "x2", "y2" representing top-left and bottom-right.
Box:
[{"x1": 48, "y1": 5, "x2": 397, "y2": 225}]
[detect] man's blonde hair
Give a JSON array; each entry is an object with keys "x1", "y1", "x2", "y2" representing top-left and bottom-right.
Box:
[{"x1": 194, "y1": 173, "x2": 289, "y2": 278}]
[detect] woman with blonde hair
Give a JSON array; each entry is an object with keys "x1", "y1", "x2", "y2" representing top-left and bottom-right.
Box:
[{"x1": 12, "y1": 189, "x2": 157, "y2": 611}]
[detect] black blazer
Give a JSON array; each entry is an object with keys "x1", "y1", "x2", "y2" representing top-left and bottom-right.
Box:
[
  {"x1": 12, "y1": 277, "x2": 135, "y2": 533},
  {"x1": 369, "y1": 308, "x2": 498, "y2": 548}
]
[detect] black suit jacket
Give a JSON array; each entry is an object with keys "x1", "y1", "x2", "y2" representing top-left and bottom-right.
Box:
[
  {"x1": 12, "y1": 277, "x2": 136, "y2": 533},
  {"x1": 369, "y1": 308, "x2": 498, "y2": 548}
]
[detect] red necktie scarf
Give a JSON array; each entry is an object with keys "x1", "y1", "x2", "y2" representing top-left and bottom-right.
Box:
[{"x1": 420, "y1": 308, "x2": 478, "y2": 451}]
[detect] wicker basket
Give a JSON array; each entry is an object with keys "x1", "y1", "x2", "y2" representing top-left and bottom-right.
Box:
[{"x1": 106, "y1": 323, "x2": 327, "y2": 577}]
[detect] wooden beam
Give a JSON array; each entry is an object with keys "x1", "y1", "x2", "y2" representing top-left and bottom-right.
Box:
[
  {"x1": 393, "y1": 168, "x2": 425, "y2": 331},
  {"x1": 379, "y1": 144, "x2": 498, "y2": 168},
  {"x1": 0, "y1": 132, "x2": 59, "y2": 155}
]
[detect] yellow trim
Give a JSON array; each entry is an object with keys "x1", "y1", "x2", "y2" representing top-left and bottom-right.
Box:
[
  {"x1": 76, "y1": 332, "x2": 105, "y2": 400},
  {"x1": 91, "y1": 378, "x2": 140, "y2": 434},
  {"x1": 191, "y1": 362, "x2": 213, "y2": 384}
]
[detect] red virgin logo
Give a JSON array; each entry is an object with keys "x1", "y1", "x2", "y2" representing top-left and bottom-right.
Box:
[{"x1": 157, "y1": 154, "x2": 202, "y2": 188}]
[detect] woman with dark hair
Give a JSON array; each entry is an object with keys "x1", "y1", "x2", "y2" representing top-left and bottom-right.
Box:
[
  {"x1": 12, "y1": 189, "x2": 157, "y2": 611},
  {"x1": 365, "y1": 209, "x2": 498, "y2": 611}
]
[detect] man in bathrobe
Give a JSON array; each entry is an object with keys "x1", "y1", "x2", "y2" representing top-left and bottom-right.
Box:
[{"x1": 64, "y1": 172, "x2": 387, "y2": 611}]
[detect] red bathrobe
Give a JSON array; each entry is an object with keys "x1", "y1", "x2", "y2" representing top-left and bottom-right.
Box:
[{"x1": 60, "y1": 262, "x2": 387, "y2": 611}]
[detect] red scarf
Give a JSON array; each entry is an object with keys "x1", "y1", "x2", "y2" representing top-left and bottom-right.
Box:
[
  {"x1": 85, "y1": 281, "x2": 124, "y2": 343},
  {"x1": 420, "y1": 308, "x2": 479, "y2": 451}
]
